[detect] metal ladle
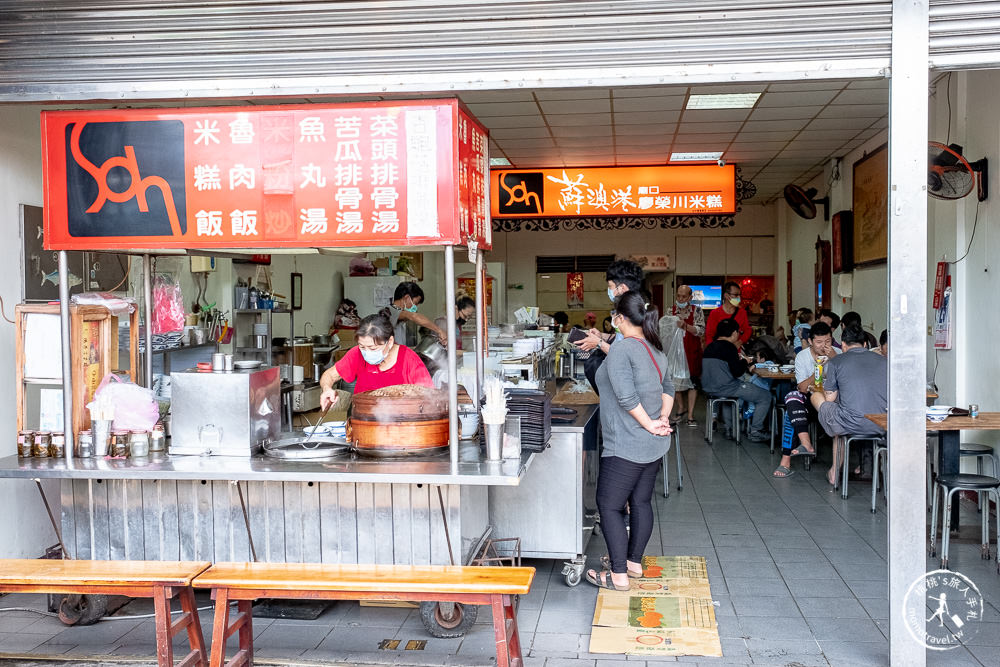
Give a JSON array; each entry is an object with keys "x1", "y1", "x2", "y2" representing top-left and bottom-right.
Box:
[{"x1": 300, "y1": 403, "x2": 333, "y2": 447}]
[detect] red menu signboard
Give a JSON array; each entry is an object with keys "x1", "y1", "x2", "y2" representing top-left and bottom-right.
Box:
[{"x1": 41, "y1": 99, "x2": 491, "y2": 251}]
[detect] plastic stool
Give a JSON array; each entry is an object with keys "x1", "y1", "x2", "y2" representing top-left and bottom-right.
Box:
[
  {"x1": 929, "y1": 473, "x2": 1000, "y2": 569},
  {"x1": 662, "y1": 429, "x2": 683, "y2": 497},
  {"x1": 840, "y1": 435, "x2": 885, "y2": 499},
  {"x1": 705, "y1": 397, "x2": 740, "y2": 446}
]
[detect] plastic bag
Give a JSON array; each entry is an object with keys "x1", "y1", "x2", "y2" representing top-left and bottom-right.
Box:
[
  {"x1": 71, "y1": 292, "x2": 137, "y2": 317},
  {"x1": 88, "y1": 373, "x2": 159, "y2": 432},
  {"x1": 152, "y1": 274, "x2": 185, "y2": 334},
  {"x1": 666, "y1": 326, "x2": 692, "y2": 390}
]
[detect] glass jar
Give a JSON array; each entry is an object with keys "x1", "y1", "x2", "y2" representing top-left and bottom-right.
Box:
[
  {"x1": 17, "y1": 430, "x2": 34, "y2": 458},
  {"x1": 49, "y1": 432, "x2": 66, "y2": 458},
  {"x1": 149, "y1": 425, "x2": 166, "y2": 452},
  {"x1": 110, "y1": 430, "x2": 130, "y2": 458},
  {"x1": 77, "y1": 430, "x2": 94, "y2": 458},
  {"x1": 129, "y1": 430, "x2": 150, "y2": 458},
  {"x1": 32, "y1": 431, "x2": 51, "y2": 458}
]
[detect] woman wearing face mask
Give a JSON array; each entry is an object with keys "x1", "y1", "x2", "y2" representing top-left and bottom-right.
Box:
[
  {"x1": 319, "y1": 313, "x2": 432, "y2": 410},
  {"x1": 586, "y1": 290, "x2": 674, "y2": 591},
  {"x1": 704, "y1": 281, "x2": 751, "y2": 348}
]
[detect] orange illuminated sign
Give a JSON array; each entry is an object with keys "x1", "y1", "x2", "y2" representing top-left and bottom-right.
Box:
[{"x1": 491, "y1": 165, "x2": 736, "y2": 218}]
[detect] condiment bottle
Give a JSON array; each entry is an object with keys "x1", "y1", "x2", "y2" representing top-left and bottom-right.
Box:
[
  {"x1": 110, "y1": 430, "x2": 130, "y2": 458},
  {"x1": 77, "y1": 430, "x2": 94, "y2": 458},
  {"x1": 814, "y1": 355, "x2": 827, "y2": 389},
  {"x1": 129, "y1": 430, "x2": 150, "y2": 458},
  {"x1": 49, "y1": 432, "x2": 66, "y2": 458},
  {"x1": 17, "y1": 430, "x2": 34, "y2": 458},
  {"x1": 149, "y1": 425, "x2": 166, "y2": 452},
  {"x1": 33, "y1": 431, "x2": 51, "y2": 458}
]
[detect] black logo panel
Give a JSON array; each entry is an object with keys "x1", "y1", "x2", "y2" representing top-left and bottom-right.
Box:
[{"x1": 498, "y1": 172, "x2": 544, "y2": 214}]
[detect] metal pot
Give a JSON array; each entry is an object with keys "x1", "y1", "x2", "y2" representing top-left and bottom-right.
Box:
[
  {"x1": 312, "y1": 334, "x2": 332, "y2": 346},
  {"x1": 414, "y1": 335, "x2": 448, "y2": 370}
]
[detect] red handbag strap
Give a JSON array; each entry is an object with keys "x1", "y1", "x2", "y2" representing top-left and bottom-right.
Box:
[{"x1": 629, "y1": 337, "x2": 663, "y2": 381}]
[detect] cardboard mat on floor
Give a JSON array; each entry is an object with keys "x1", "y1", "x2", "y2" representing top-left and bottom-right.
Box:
[{"x1": 589, "y1": 555, "x2": 723, "y2": 658}]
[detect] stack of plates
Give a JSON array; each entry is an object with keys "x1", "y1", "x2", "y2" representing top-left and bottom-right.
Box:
[
  {"x1": 779, "y1": 364, "x2": 795, "y2": 373},
  {"x1": 480, "y1": 388, "x2": 551, "y2": 452}
]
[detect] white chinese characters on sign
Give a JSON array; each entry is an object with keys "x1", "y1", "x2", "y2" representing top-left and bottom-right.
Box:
[{"x1": 546, "y1": 173, "x2": 726, "y2": 214}]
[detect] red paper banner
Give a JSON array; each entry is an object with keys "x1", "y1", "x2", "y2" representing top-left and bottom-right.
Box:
[{"x1": 41, "y1": 100, "x2": 491, "y2": 250}]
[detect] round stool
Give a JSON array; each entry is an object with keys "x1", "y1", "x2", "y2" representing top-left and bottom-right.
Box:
[
  {"x1": 960, "y1": 442, "x2": 998, "y2": 512},
  {"x1": 930, "y1": 473, "x2": 1000, "y2": 569}
]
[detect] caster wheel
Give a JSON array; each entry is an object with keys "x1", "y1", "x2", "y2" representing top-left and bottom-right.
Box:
[
  {"x1": 58, "y1": 594, "x2": 108, "y2": 626},
  {"x1": 419, "y1": 600, "x2": 477, "y2": 638},
  {"x1": 565, "y1": 569, "x2": 581, "y2": 586}
]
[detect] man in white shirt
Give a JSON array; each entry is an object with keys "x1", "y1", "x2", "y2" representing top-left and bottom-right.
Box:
[{"x1": 773, "y1": 321, "x2": 837, "y2": 478}]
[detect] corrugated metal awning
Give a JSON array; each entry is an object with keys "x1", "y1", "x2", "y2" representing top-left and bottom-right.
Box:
[
  {"x1": 0, "y1": 0, "x2": 893, "y2": 102},
  {"x1": 930, "y1": 0, "x2": 1000, "y2": 69}
]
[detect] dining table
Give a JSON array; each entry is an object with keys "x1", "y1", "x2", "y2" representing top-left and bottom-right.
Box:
[{"x1": 866, "y1": 411, "x2": 1000, "y2": 527}]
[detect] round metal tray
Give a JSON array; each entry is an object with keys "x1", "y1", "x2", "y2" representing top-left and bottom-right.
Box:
[{"x1": 263, "y1": 435, "x2": 350, "y2": 461}]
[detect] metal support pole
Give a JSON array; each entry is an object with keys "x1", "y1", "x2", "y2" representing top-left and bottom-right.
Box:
[
  {"x1": 444, "y1": 247, "x2": 459, "y2": 468},
  {"x1": 35, "y1": 479, "x2": 70, "y2": 559},
  {"x1": 888, "y1": 1, "x2": 928, "y2": 663},
  {"x1": 142, "y1": 254, "x2": 153, "y2": 389},
  {"x1": 57, "y1": 250, "x2": 75, "y2": 461},
  {"x1": 232, "y1": 480, "x2": 259, "y2": 562},
  {"x1": 474, "y1": 250, "x2": 486, "y2": 408}
]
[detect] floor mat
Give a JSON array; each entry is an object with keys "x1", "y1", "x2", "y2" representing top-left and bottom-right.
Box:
[{"x1": 589, "y1": 555, "x2": 723, "y2": 658}]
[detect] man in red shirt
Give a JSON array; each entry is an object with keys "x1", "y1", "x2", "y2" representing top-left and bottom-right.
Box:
[{"x1": 704, "y1": 281, "x2": 751, "y2": 348}]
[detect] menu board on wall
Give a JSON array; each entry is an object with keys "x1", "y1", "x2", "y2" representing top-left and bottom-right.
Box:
[{"x1": 41, "y1": 100, "x2": 491, "y2": 251}]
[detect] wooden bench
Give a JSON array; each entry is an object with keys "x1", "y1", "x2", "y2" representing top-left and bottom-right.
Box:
[
  {"x1": 193, "y1": 562, "x2": 535, "y2": 667},
  {"x1": 0, "y1": 559, "x2": 210, "y2": 667}
]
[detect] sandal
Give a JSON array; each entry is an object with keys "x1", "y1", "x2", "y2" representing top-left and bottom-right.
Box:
[
  {"x1": 790, "y1": 445, "x2": 816, "y2": 457},
  {"x1": 687, "y1": 418, "x2": 698, "y2": 428},
  {"x1": 772, "y1": 465, "x2": 795, "y2": 478},
  {"x1": 586, "y1": 569, "x2": 631, "y2": 591},
  {"x1": 600, "y1": 555, "x2": 642, "y2": 578}
]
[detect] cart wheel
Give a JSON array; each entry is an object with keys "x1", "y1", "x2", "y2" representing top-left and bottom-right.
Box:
[
  {"x1": 564, "y1": 569, "x2": 581, "y2": 586},
  {"x1": 419, "y1": 600, "x2": 477, "y2": 638},
  {"x1": 58, "y1": 594, "x2": 108, "y2": 626}
]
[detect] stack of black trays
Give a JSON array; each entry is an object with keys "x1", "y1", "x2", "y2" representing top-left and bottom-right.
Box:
[{"x1": 479, "y1": 387, "x2": 552, "y2": 452}]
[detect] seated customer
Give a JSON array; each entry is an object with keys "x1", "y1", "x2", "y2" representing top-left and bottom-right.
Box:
[
  {"x1": 792, "y1": 308, "x2": 814, "y2": 353},
  {"x1": 773, "y1": 321, "x2": 838, "y2": 478},
  {"x1": 702, "y1": 319, "x2": 772, "y2": 442},
  {"x1": 809, "y1": 324, "x2": 888, "y2": 486}
]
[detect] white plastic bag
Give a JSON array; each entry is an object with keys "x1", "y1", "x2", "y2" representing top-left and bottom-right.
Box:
[
  {"x1": 664, "y1": 321, "x2": 692, "y2": 390},
  {"x1": 88, "y1": 373, "x2": 159, "y2": 432}
]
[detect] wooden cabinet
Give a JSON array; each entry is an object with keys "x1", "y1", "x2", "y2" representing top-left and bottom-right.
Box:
[{"x1": 15, "y1": 303, "x2": 138, "y2": 439}]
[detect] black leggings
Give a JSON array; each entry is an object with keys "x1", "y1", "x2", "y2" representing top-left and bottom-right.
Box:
[
  {"x1": 596, "y1": 455, "x2": 662, "y2": 574},
  {"x1": 783, "y1": 391, "x2": 810, "y2": 456}
]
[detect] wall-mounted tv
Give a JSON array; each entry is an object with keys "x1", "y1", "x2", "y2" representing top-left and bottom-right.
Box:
[{"x1": 689, "y1": 285, "x2": 722, "y2": 310}]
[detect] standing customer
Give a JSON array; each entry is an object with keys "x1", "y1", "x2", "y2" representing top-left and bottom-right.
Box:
[
  {"x1": 704, "y1": 281, "x2": 751, "y2": 347},
  {"x1": 586, "y1": 291, "x2": 674, "y2": 591},
  {"x1": 668, "y1": 284, "x2": 704, "y2": 428}
]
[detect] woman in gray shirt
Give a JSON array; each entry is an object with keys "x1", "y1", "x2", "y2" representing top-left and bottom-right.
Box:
[{"x1": 586, "y1": 291, "x2": 675, "y2": 591}]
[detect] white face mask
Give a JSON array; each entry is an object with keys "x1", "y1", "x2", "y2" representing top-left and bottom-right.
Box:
[
  {"x1": 729, "y1": 296, "x2": 741, "y2": 307},
  {"x1": 360, "y1": 343, "x2": 388, "y2": 366}
]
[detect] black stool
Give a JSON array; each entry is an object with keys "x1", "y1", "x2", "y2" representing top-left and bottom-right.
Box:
[{"x1": 930, "y1": 473, "x2": 1000, "y2": 569}]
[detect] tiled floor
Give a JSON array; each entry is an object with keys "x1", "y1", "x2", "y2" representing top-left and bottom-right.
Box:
[{"x1": 2, "y1": 413, "x2": 1000, "y2": 666}]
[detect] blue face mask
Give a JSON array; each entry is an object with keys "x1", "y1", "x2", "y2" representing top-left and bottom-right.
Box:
[
  {"x1": 675, "y1": 300, "x2": 689, "y2": 308},
  {"x1": 361, "y1": 345, "x2": 387, "y2": 366},
  {"x1": 405, "y1": 297, "x2": 419, "y2": 313},
  {"x1": 607, "y1": 287, "x2": 617, "y2": 302}
]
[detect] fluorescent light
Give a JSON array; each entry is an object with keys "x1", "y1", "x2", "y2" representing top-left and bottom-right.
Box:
[
  {"x1": 490, "y1": 156, "x2": 512, "y2": 166},
  {"x1": 686, "y1": 93, "x2": 761, "y2": 109},
  {"x1": 670, "y1": 152, "x2": 724, "y2": 162}
]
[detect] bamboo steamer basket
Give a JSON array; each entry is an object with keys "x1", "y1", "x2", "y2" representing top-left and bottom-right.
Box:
[{"x1": 349, "y1": 385, "x2": 450, "y2": 457}]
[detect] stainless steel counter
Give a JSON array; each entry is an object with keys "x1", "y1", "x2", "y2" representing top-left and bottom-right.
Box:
[{"x1": 0, "y1": 441, "x2": 532, "y2": 486}]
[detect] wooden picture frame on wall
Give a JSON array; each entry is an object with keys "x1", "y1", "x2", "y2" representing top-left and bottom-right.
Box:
[
  {"x1": 831, "y1": 210, "x2": 854, "y2": 274},
  {"x1": 852, "y1": 144, "x2": 888, "y2": 267}
]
